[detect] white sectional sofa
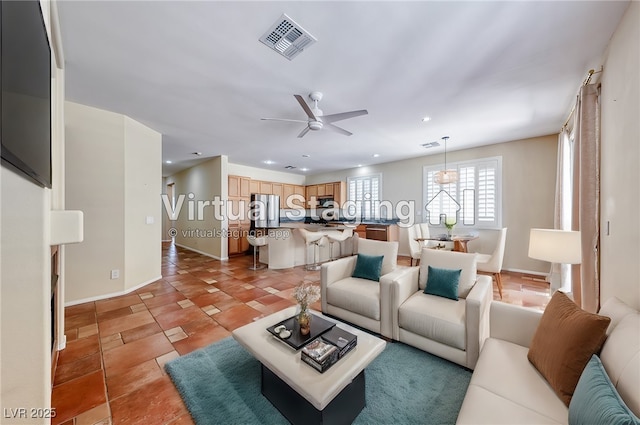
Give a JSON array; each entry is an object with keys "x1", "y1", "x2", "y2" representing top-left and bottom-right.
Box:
[{"x1": 456, "y1": 297, "x2": 640, "y2": 424}]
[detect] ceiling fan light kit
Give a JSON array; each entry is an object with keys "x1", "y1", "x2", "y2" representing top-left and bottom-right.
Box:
[{"x1": 261, "y1": 91, "x2": 368, "y2": 138}]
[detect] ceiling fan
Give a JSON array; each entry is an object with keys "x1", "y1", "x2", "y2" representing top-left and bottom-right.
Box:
[{"x1": 261, "y1": 91, "x2": 368, "y2": 138}]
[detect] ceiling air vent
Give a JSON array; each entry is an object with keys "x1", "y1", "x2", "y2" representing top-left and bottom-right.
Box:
[
  {"x1": 259, "y1": 14, "x2": 317, "y2": 60},
  {"x1": 421, "y1": 141, "x2": 441, "y2": 149},
  {"x1": 284, "y1": 165, "x2": 296, "y2": 169}
]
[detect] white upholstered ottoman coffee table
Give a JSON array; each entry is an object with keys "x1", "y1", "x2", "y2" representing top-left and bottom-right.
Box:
[{"x1": 232, "y1": 306, "x2": 386, "y2": 425}]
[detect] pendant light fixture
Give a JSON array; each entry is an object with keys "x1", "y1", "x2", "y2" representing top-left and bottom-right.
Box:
[{"x1": 434, "y1": 136, "x2": 458, "y2": 185}]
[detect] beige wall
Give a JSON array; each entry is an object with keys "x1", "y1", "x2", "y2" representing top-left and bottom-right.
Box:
[
  {"x1": 124, "y1": 117, "x2": 162, "y2": 290},
  {"x1": 307, "y1": 135, "x2": 558, "y2": 273},
  {"x1": 600, "y1": 1, "x2": 640, "y2": 310},
  {"x1": 0, "y1": 1, "x2": 59, "y2": 420},
  {"x1": 0, "y1": 169, "x2": 51, "y2": 423},
  {"x1": 165, "y1": 156, "x2": 227, "y2": 259},
  {"x1": 228, "y1": 163, "x2": 306, "y2": 185},
  {"x1": 65, "y1": 102, "x2": 161, "y2": 304}
]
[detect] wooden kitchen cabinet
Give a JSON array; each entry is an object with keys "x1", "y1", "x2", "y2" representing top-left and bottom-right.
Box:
[
  {"x1": 306, "y1": 185, "x2": 318, "y2": 208},
  {"x1": 229, "y1": 175, "x2": 251, "y2": 197},
  {"x1": 228, "y1": 225, "x2": 250, "y2": 256},
  {"x1": 355, "y1": 224, "x2": 367, "y2": 239},
  {"x1": 249, "y1": 179, "x2": 260, "y2": 195},
  {"x1": 272, "y1": 183, "x2": 284, "y2": 206},
  {"x1": 260, "y1": 181, "x2": 272, "y2": 195},
  {"x1": 333, "y1": 182, "x2": 345, "y2": 205},
  {"x1": 283, "y1": 184, "x2": 305, "y2": 208},
  {"x1": 364, "y1": 224, "x2": 398, "y2": 241},
  {"x1": 293, "y1": 185, "x2": 306, "y2": 208}
]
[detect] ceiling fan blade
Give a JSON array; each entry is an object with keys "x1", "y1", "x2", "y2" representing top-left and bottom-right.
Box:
[
  {"x1": 322, "y1": 109, "x2": 368, "y2": 124},
  {"x1": 325, "y1": 123, "x2": 353, "y2": 136},
  {"x1": 297, "y1": 125, "x2": 311, "y2": 138},
  {"x1": 261, "y1": 118, "x2": 308, "y2": 123},
  {"x1": 294, "y1": 94, "x2": 317, "y2": 120}
]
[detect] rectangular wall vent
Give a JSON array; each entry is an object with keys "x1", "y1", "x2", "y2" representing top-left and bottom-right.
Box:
[
  {"x1": 421, "y1": 141, "x2": 441, "y2": 149},
  {"x1": 259, "y1": 14, "x2": 317, "y2": 60}
]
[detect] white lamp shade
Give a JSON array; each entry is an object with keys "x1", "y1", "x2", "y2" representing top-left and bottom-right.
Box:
[{"x1": 528, "y1": 229, "x2": 582, "y2": 264}]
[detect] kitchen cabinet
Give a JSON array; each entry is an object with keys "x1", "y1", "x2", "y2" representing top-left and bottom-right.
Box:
[
  {"x1": 293, "y1": 185, "x2": 306, "y2": 208},
  {"x1": 306, "y1": 185, "x2": 318, "y2": 208},
  {"x1": 249, "y1": 179, "x2": 260, "y2": 195},
  {"x1": 283, "y1": 184, "x2": 305, "y2": 208},
  {"x1": 228, "y1": 225, "x2": 250, "y2": 256},
  {"x1": 364, "y1": 224, "x2": 398, "y2": 241},
  {"x1": 260, "y1": 181, "x2": 272, "y2": 195},
  {"x1": 355, "y1": 224, "x2": 367, "y2": 239},
  {"x1": 229, "y1": 175, "x2": 251, "y2": 197},
  {"x1": 272, "y1": 183, "x2": 284, "y2": 207},
  {"x1": 333, "y1": 182, "x2": 345, "y2": 205}
]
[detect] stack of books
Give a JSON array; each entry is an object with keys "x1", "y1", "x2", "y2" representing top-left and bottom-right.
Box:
[{"x1": 300, "y1": 327, "x2": 357, "y2": 373}]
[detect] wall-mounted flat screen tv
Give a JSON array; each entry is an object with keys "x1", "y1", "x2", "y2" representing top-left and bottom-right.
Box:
[{"x1": 0, "y1": 0, "x2": 52, "y2": 188}]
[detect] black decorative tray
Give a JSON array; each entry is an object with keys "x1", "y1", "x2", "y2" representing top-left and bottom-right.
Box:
[{"x1": 267, "y1": 313, "x2": 336, "y2": 350}]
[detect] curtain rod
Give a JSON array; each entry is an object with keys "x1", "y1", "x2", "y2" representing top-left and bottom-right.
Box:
[{"x1": 562, "y1": 67, "x2": 603, "y2": 130}]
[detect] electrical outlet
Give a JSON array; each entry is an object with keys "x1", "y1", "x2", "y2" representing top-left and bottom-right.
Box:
[{"x1": 110, "y1": 269, "x2": 120, "y2": 280}]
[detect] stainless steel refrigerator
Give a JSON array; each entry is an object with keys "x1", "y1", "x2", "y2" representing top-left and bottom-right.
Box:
[{"x1": 250, "y1": 194, "x2": 280, "y2": 229}]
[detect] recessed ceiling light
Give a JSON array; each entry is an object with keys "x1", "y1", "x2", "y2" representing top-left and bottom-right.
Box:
[
  {"x1": 372, "y1": 153, "x2": 380, "y2": 158},
  {"x1": 357, "y1": 164, "x2": 363, "y2": 167},
  {"x1": 165, "y1": 160, "x2": 172, "y2": 164},
  {"x1": 422, "y1": 116, "x2": 432, "y2": 122},
  {"x1": 300, "y1": 167, "x2": 309, "y2": 172},
  {"x1": 263, "y1": 160, "x2": 275, "y2": 165}
]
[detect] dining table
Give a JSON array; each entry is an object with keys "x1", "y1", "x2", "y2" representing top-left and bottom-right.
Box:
[{"x1": 416, "y1": 235, "x2": 478, "y2": 253}]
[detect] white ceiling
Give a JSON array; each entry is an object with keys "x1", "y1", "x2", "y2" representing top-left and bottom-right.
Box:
[{"x1": 57, "y1": 1, "x2": 629, "y2": 177}]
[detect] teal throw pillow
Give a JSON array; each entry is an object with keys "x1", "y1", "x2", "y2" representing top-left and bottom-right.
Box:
[
  {"x1": 424, "y1": 266, "x2": 461, "y2": 301},
  {"x1": 352, "y1": 254, "x2": 384, "y2": 282},
  {"x1": 569, "y1": 355, "x2": 640, "y2": 425}
]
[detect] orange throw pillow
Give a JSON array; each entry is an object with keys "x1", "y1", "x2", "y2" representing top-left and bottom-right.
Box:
[{"x1": 527, "y1": 291, "x2": 611, "y2": 406}]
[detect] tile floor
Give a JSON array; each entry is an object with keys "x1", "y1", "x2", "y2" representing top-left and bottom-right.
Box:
[{"x1": 52, "y1": 242, "x2": 551, "y2": 425}]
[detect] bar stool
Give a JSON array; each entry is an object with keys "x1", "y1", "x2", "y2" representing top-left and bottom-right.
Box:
[
  {"x1": 325, "y1": 228, "x2": 354, "y2": 260},
  {"x1": 298, "y1": 228, "x2": 327, "y2": 271},
  {"x1": 247, "y1": 234, "x2": 267, "y2": 270}
]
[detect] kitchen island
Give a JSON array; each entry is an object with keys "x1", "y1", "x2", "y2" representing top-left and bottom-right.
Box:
[{"x1": 255, "y1": 220, "x2": 398, "y2": 269}]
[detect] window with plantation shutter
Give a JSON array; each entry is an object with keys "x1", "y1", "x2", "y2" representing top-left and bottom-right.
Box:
[
  {"x1": 347, "y1": 174, "x2": 382, "y2": 220},
  {"x1": 423, "y1": 157, "x2": 502, "y2": 229}
]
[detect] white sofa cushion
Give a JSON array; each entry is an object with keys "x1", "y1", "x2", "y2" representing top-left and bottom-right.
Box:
[
  {"x1": 457, "y1": 337, "x2": 568, "y2": 424},
  {"x1": 599, "y1": 300, "x2": 640, "y2": 418},
  {"x1": 398, "y1": 292, "x2": 466, "y2": 350},
  {"x1": 325, "y1": 277, "x2": 380, "y2": 320},
  {"x1": 419, "y1": 249, "x2": 477, "y2": 298}
]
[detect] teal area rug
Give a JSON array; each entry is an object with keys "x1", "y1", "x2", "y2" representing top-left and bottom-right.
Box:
[{"x1": 165, "y1": 336, "x2": 471, "y2": 425}]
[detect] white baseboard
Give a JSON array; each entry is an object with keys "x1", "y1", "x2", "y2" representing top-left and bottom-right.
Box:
[
  {"x1": 57, "y1": 334, "x2": 67, "y2": 351},
  {"x1": 64, "y1": 275, "x2": 163, "y2": 307},
  {"x1": 503, "y1": 267, "x2": 547, "y2": 277},
  {"x1": 174, "y1": 243, "x2": 224, "y2": 260}
]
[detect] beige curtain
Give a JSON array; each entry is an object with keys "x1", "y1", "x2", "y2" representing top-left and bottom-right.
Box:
[
  {"x1": 552, "y1": 129, "x2": 571, "y2": 292},
  {"x1": 571, "y1": 83, "x2": 601, "y2": 312}
]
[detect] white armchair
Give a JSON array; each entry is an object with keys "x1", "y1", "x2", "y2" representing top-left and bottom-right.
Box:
[
  {"x1": 321, "y1": 238, "x2": 406, "y2": 339},
  {"x1": 391, "y1": 249, "x2": 493, "y2": 369}
]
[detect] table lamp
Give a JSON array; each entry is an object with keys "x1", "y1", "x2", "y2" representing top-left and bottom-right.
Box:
[{"x1": 528, "y1": 229, "x2": 582, "y2": 293}]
